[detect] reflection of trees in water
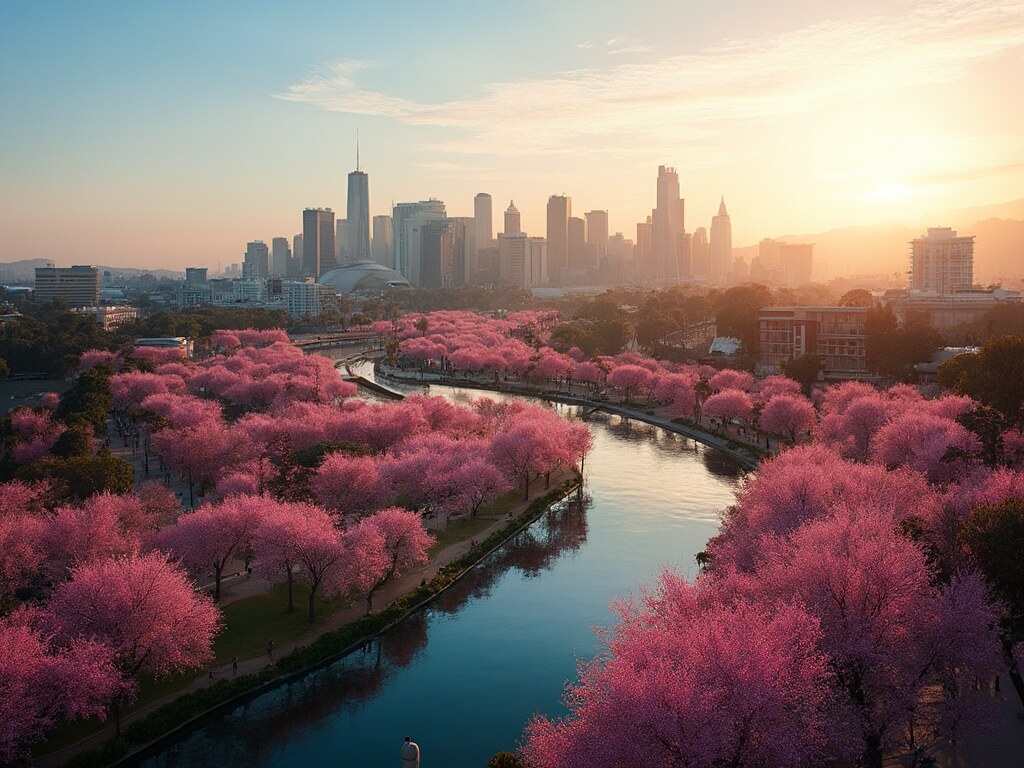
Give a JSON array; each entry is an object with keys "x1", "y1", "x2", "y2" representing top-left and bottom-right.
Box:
[
  {"x1": 584, "y1": 412, "x2": 706, "y2": 461},
  {"x1": 700, "y1": 447, "x2": 746, "y2": 480},
  {"x1": 434, "y1": 493, "x2": 591, "y2": 612},
  {"x1": 143, "y1": 496, "x2": 592, "y2": 768}
]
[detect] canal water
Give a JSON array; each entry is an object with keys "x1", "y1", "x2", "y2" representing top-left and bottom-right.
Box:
[{"x1": 135, "y1": 375, "x2": 746, "y2": 767}]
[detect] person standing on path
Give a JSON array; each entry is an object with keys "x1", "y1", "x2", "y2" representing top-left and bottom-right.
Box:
[
  {"x1": 400, "y1": 736, "x2": 420, "y2": 767},
  {"x1": 267, "y1": 640, "x2": 274, "y2": 663},
  {"x1": 231, "y1": 656, "x2": 238, "y2": 676}
]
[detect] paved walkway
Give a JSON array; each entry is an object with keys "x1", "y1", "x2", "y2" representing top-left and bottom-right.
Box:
[{"x1": 38, "y1": 468, "x2": 574, "y2": 767}]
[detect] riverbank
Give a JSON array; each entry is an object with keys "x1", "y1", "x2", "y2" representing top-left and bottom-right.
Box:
[
  {"x1": 375, "y1": 362, "x2": 764, "y2": 471},
  {"x1": 39, "y1": 469, "x2": 579, "y2": 768}
]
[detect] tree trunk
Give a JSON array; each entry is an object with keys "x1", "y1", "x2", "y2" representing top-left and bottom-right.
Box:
[
  {"x1": 308, "y1": 585, "x2": 317, "y2": 623},
  {"x1": 862, "y1": 734, "x2": 884, "y2": 768},
  {"x1": 365, "y1": 591, "x2": 374, "y2": 616},
  {"x1": 214, "y1": 564, "x2": 223, "y2": 601},
  {"x1": 523, "y1": 475, "x2": 530, "y2": 501},
  {"x1": 286, "y1": 568, "x2": 294, "y2": 613},
  {"x1": 1004, "y1": 636, "x2": 1024, "y2": 708}
]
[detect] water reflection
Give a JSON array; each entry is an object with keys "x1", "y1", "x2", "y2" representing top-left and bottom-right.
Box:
[{"x1": 137, "y1": 376, "x2": 743, "y2": 768}]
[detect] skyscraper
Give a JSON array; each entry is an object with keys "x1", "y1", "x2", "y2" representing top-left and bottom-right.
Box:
[
  {"x1": 291, "y1": 234, "x2": 303, "y2": 277},
  {"x1": 335, "y1": 219, "x2": 347, "y2": 264},
  {"x1": 271, "y1": 237, "x2": 290, "y2": 276},
  {"x1": 243, "y1": 241, "x2": 269, "y2": 279},
  {"x1": 393, "y1": 200, "x2": 446, "y2": 281},
  {"x1": 652, "y1": 165, "x2": 683, "y2": 284},
  {"x1": 346, "y1": 159, "x2": 370, "y2": 263},
  {"x1": 568, "y1": 216, "x2": 586, "y2": 270},
  {"x1": 503, "y1": 200, "x2": 521, "y2": 234},
  {"x1": 372, "y1": 215, "x2": 393, "y2": 267},
  {"x1": 473, "y1": 193, "x2": 493, "y2": 280},
  {"x1": 709, "y1": 197, "x2": 732, "y2": 284},
  {"x1": 585, "y1": 210, "x2": 609, "y2": 271},
  {"x1": 302, "y1": 208, "x2": 336, "y2": 278},
  {"x1": 546, "y1": 195, "x2": 571, "y2": 284},
  {"x1": 691, "y1": 227, "x2": 709, "y2": 279},
  {"x1": 910, "y1": 227, "x2": 974, "y2": 294}
]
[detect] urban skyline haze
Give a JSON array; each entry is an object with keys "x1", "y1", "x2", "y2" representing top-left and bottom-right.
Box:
[{"x1": 2, "y1": 0, "x2": 1023, "y2": 270}]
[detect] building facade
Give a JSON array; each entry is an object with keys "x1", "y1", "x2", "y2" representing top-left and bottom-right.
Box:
[
  {"x1": 34, "y1": 265, "x2": 99, "y2": 307},
  {"x1": 346, "y1": 170, "x2": 370, "y2": 263},
  {"x1": 302, "y1": 208, "x2": 337, "y2": 278},
  {"x1": 284, "y1": 278, "x2": 336, "y2": 317},
  {"x1": 910, "y1": 227, "x2": 974, "y2": 295},
  {"x1": 758, "y1": 306, "x2": 869, "y2": 378},
  {"x1": 709, "y1": 197, "x2": 732, "y2": 284},
  {"x1": 652, "y1": 165, "x2": 683, "y2": 284},
  {"x1": 546, "y1": 195, "x2": 570, "y2": 285},
  {"x1": 393, "y1": 200, "x2": 446, "y2": 280},
  {"x1": 371, "y1": 215, "x2": 393, "y2": 267},
  {"x1": 271, "y1": 237, "x2": 290, "y2": 276},
  {"x1": 243, "y1": 241, "x2": 270, "y2": 280}
]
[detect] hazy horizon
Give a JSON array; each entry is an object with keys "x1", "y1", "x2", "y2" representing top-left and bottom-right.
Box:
[{"x1": 2, "y1": 1, "x2": 1023, "y2": 271}]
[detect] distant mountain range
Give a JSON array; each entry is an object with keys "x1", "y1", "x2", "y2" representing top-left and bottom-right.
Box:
[
  {"x1": 0, "y1": 259, "x2": 182, "y2": 284},
  {"x1": 735, "y1": 199, "x2": 1024, "y2": 286}
]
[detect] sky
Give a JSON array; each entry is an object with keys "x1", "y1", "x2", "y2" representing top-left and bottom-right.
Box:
[{"x1": 1, "y1": 0, "x2": 1023, "y2": 270}]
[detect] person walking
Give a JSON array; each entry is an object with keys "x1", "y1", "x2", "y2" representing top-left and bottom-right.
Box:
[
  {"x1": 266, "y1": 640, "x2": 274, "y2": 663},
  {"x1": 400, "y1": 736, "x2": 420, "y2": 767},
  {"x1": 231, "y1": 656, "x2": 238, "y2": 677}
]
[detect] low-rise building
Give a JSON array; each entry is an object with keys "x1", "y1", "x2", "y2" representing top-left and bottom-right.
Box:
[
  {"x1": 284, "y1": 278, "x2": 337, "y2": 317},
  {"x1": 758, "y1": 306, "x2": 869, "y2": 378},
  {"x1": 73, "y1": 305, "x2": 140, "y2": 330},
  {"x1": 34, "y1": 265, "x2": 99, "y2": 308}
]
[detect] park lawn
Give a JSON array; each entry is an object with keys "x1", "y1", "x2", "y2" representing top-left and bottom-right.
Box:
[
  {"x1": 213, "y1": 580, "x2": 347, "y2": 664},
  {"x1": 427, "y1": 489, "x2": 524, "y2": 555},
  {"x1": 36, "y1": 583, "x2": 348, "y2": 758}
]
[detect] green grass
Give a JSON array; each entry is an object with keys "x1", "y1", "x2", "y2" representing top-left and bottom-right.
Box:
[
  {"x1": 213, "y1": 580, "x2": 347, "y2": 663},
  {"x1": 428, "y1": 515, "x2": 499, "y2": 554}
]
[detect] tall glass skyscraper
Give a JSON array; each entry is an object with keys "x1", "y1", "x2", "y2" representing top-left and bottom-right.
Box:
[{"x1": 347, "y1": 169, "x2": 370, "y2": 263}]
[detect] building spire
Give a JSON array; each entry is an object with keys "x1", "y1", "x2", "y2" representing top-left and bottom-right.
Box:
[
  {"x1": 356, "y1": 127, "x2": 360, "y2": 172},
  {"x1": 718, "y1": 196, "x2": 728, "y2": 216}
]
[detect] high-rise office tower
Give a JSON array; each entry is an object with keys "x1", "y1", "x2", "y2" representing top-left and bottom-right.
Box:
[
  {"x1": 474, "y1": 193, "x2": 493, "y2": 244},
  {"x1": 449, "y1": 216, "x2": 474, "y2": 287},
  {"x1": 372, "y1": 215, "x2": 393, "y2": 267},
  {"x1": 690, "y1": 227, "x2": 709, "y2": 278},
  {"x1": 503, "y1": 200, "x2": 521, "y2": 235},
  {"x1": 473, "y1": 193, "x2": 493, "y2": 280},
  {"x1": 185, "y1": 267, "x2": 208, "y2": 284},
  {"x1": 243, "y1": 241, "x2": 270, "y2": 279},
  {"x1": 393, "y1": 200, "x2": 446, "y2": 281},
  {"x1": 546, "y1": 195, "x2": 571, "y2": 284},
  {"x1": 302, "y1": 208, "x2": 337, "y2": 278},
  {"x1": 636, "y1": 217, "x2": 653, "y2": 281},
  {"x1": 652, "y1": 165, "x2": 683, "y2": 284},
  {"x1": 568, "y1": 216, "x2": 586, "y2": 270},
  {"x1": 271, "y1": 237, "x2": 290, "y2": 276},
  {"x1": 340, "y1": 222, "x2": 348, "y2": 262},
  {"x1": 586, "y1": 210, "x2": 609, "y2": 249},
  {"x1": 709, "y1": 197, "x2": 732, "y2": 284},
  {"x1": 291, "y1": 234, "x2": 303, "y2": 277},
  {"x1": 910, "y1": 227, "x2": 974, "y2": 294},
  {"x1": 347, "y1": 158, "x2": 370, "y2": 263}
]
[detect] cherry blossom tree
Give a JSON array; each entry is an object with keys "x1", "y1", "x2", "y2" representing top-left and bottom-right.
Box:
[
  {"x1": 44, "y1": 498, "x2": 141, "y2": 577},
  {"x1": 606, "y1": 365, "x2": 652, "y2": 402},
  {"x1": 451, "y1": 459, "x2": 511, "y2": 517},
  {"x1": 0, "y1": 617, "x2": 121, "y2": 762},
  {"x1": 156, "y1": 496, "x2": 264, "y2": 600},
  {"x1": 871, "y1": 411, "x2": 980, "y2": 483},
  {"x1": 709, "y1": 368, "x2": 754, "y2": 392},
  {"x1": 46, "y1": 552, "x2": 221, "y2": 732},
  {"x1": 310, "y1": 453, "x2": 389, "y2": 517},
  {"x1": 8, "y1": 407, "x2": 65, "y2": 464},
  {"x1": 522, "y1": 574, "x2": 831, "y2": 768},
  {"x1": 348, "y1": 507, "x2": 433, "y2": 614},
  {"x1": 759, "y1": 393, "x2": 815, "y2": 443},
  {"x1": 254, "y1": 501, "x2": 346, "y2": 621},
  {"x1": 740, "y1": 509, "x2": 1000, "y2": 766},
  {"x1": 702, "y1": 388, "x2": 753, "y2": 425}
]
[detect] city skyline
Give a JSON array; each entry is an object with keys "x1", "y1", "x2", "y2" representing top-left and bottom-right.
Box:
[{"x1": 2, "y1": 1, "x2": 1023, "y2": 270}]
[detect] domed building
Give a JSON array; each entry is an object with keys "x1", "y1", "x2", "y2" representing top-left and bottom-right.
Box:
[{"x1": 317, "y1": 261, "x2": 410, "y2": 295}]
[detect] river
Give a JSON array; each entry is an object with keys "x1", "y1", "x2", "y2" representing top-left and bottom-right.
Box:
[{"x1": 134, "y1": 373, "x2": 746, "y2": 768}]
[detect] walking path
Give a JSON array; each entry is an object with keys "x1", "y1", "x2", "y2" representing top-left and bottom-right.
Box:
[
  {"x1": 378, "y1": 364, "x2": 768, "y2": 470},
  {"x1": 38, "y1": 468, "x2": 574, "y2": 767}
]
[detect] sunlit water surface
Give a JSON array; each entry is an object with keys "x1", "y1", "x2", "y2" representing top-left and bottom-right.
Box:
[{"x1": 135, "y1": 371, "x2": 745, "y2": 768}]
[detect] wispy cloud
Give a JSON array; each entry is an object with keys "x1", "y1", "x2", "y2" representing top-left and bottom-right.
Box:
[
  {"x1": 577, "y1": 40, "x2": 595, "y2": 49},
  {"x1": 608, "y1": 44, "x2": 653, "y2": 56},
  {"x1": 275, "y1": 2, "x2": 1024, "y2": 159}
]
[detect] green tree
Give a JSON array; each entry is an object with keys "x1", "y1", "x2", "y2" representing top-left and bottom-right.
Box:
[
  {"x1": 781, "y1": 354, "x2": 822, "y2": 395},
  {"x1": 15, "y1": 452, "x2": 133, "y2": 502},
  {"x1": 713, "y1": 284, "x2": 771, "y2": 355},
  {"x1": 838, "y1": 288, "x2": 875, "y2": 307},
  {"x1": 942, "y1": 336, "x2": 1024, "y2": 426},
  {"x1": 959, "y1": 498, "x2": 1024, "y2": 707}
]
